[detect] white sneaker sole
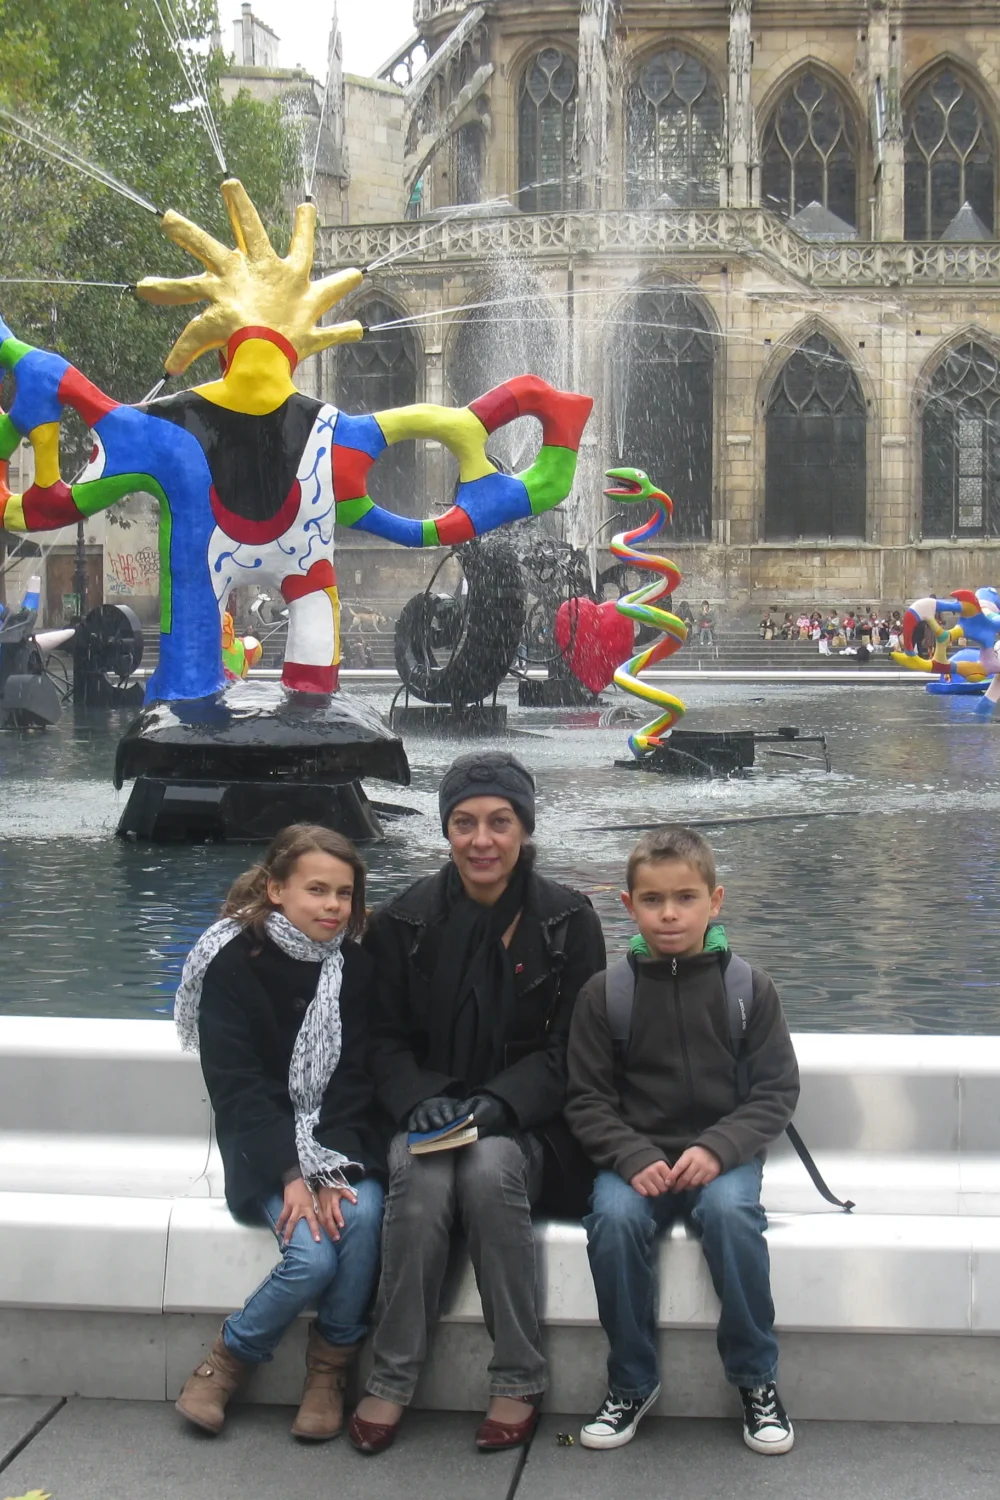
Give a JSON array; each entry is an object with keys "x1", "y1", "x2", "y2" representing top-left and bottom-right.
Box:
[
  {"x1": 743, "y1": 1421, "x2": 795, "y2": 1455},
  {"x1": 579, "y1": 1385, "x2": 661, "y2": 1450}
]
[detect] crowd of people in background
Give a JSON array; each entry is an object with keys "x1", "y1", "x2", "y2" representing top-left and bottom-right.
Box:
[{"x1": 758, "y1": 608, "x2": 905, "y2": 657}]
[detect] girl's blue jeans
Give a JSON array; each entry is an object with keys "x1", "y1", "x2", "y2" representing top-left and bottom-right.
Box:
[
  {"x1": 584, "y1": 1158, "x2": 777, "y2": 1398},
  {"x1": 222, "y1": 1177, "x2": 385, "y2": 1362}
]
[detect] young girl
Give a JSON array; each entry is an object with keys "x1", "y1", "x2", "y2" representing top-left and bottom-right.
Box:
[{"x1": 173, "y1": 825, "x2": 385, "y2": 1442}]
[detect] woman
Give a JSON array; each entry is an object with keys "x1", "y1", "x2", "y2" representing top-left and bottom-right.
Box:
[{"x1": 349, "y1": 752, "x2": 605, "y2": 1455}]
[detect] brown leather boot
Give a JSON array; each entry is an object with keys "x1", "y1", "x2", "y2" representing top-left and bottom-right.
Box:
[
  {"x1": 175, "y1": 1333, "x2": 253, "y2": 1435},
  {"x1": 290, "y1": 1325, "x2": 361, "y2": 1441}
]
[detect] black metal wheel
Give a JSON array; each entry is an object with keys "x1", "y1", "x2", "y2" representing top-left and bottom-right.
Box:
[
  {"x1": 77, "y1": 604, "x2": 144, "y2": 684},
  {"x1": 394, "y1": 536, "x2": 525, "y2": 706}
]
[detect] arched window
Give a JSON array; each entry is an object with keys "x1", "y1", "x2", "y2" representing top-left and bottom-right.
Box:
[
  {"x1": 449, "y1": 287, "x2": 563, "y2": 472},
  {"x1": 611, "y1": 290, "x2": 714, "y2": 540},
  {"x1": 626, "y1": 49, "x2": 723, "y2": 208},
  {"x1": 765, "y1": 333, "x2": 866, "y2": 539},
  {"x1": 335, "y1": 299, "x2": 419, "y2": 517},
  {"x1": 904, "y1": 68, "x2": 995, "y2": 239},
  {"x1": 518, "y1": 48, "x2": 577, "y2": 212},
  {"x1": 761, "y1": 71, "x2": 858, "y2": 226},
  {"x1": 453, "y1": 123, "x2": 483, "y2": 205},
  {"x1": 922, "y1": 341, "x2": 1000, "y2": 538}
]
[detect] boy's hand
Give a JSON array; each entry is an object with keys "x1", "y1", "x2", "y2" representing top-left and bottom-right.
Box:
[
  {"x1": 668, "y1": 1146, "x2": 721, "y2": 1191},
  {"x1": 630, "y1": 1160, "x2": 673, "y2": 1197}
]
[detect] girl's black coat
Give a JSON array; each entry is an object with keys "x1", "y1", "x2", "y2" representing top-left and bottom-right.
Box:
[
  {"x1": 197, "y1": 929, "x2": 384, "y2": 1223},
  {"x1": 362, "y1": 866, "x2": 606, "y2": 1213}
]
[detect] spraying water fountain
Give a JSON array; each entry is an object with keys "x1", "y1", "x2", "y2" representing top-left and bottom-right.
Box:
[{"x1": 0, "y1": 0, "x2": 996, "y2": 1025}]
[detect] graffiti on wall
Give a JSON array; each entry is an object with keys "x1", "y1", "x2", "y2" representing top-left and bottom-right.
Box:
[
  {"x1": 106, "y1": 545, "x2": 159, "y2": 597},
  {"x1": 104, "y1": 494, "x2": 160, "y2": 600}
]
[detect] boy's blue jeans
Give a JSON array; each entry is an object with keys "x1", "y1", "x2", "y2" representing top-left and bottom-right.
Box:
[
  {"x1": 223, "y1": 1177, "x2": 385, "y2": 1362},
  {"x1": 584, "y1": 1159, "x2": 777, "y2": 1398}
]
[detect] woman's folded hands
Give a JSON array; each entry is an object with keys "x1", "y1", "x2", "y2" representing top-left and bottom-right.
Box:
[
  {"x1": 454, "y1": 1093, "x2": 510, "y2": 1137},
  {"x1": 407, "y1": 1095, "x2": 465, "y2": 1134},
  {"x1": 406, "y1": 1092, "x2": 511, "y2": 1136}
]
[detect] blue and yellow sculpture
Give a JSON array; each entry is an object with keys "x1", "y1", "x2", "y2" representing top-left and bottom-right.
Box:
[{"x1": 892, "y1": 588, "x2": 1000, "y2": 712}]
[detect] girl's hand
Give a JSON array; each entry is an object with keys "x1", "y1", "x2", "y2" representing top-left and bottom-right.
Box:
[
  {"x1": 276, "y1": 1178, "x2": 322, "y2": 1244},
  {"x1": 316, "y1": 1183, "x2": 358, "y2": 1243}
]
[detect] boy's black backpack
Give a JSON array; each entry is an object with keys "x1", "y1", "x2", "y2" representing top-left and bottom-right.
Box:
[{"x1": 604, "y1": 952, "x2": 854, "y2": 1212}]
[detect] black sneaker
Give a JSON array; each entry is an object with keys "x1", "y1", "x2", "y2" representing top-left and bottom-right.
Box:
[
  {"x1": 579, "y1": 1385, "x2": 661, "y2": 1450},
  {"x1": 739, "y1": 1382, "x2": 794, "y2": 1454}
]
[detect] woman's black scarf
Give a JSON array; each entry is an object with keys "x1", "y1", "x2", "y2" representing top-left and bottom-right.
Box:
[{"x1": 426, "y1": 856, "x2": 531, "y2": 1088}]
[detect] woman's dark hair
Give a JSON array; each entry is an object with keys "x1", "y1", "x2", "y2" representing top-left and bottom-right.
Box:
[{"x1": 222, "y1": 823, "x2": 367, "y2": 941}]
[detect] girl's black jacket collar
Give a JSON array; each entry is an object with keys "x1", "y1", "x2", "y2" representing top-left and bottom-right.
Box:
[{"x1": 197, "y1": 929, "x2": 384, "y2": 1223}]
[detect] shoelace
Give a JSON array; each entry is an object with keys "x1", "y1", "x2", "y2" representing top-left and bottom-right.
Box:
[
  {"x1": 749, "y1": 1387, "x2": 780, "y2": 1426},
  {"x1": 596, "y1": 1397, "x2": 630, "y2": 1423}
]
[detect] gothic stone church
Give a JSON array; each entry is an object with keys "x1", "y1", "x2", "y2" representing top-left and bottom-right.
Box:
[{"x1": 303, "y1": 0, "x2": 1000, "y2": 608}]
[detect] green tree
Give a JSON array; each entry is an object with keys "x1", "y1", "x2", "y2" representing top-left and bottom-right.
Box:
[{"x1": 0, "y1": 0, "x2": 299, "y2": 412}]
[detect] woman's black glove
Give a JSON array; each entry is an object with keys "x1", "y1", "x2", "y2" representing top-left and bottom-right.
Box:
[
  {"x1": 407, "y1": 1096, "x2": 463, "y2": 1134},
  {"x1": 454, "y1": 1093, "x2": 510, "y2": 1138}
]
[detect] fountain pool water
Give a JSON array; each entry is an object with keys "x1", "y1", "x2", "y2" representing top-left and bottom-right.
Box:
[{"x1": 1, "y1": 679, "x2": 997, "y2": 1033}]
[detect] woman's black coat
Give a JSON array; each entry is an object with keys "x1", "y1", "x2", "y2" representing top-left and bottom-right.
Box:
[
  {"x1": 197, "y1": 930, "x2": 384, "y2": 1223},
  {"x1": 363, "y1": 866, "x2": 606, "y2": 1212}
]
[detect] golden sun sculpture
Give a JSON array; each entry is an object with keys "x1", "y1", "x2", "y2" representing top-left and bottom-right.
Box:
[{"x1": 136, "y1": 178, "x2": 364, "y2": 375}]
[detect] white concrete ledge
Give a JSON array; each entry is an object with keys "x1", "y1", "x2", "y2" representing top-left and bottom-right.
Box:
[
  {"x1": 0, "y1": 1193, "x2": 170, "y2": 1312},
  {"x1": 4, "y1": 1019, "x2": 1000, "y2": 1418}
]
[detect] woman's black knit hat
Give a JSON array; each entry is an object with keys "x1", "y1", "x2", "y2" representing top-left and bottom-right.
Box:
[{"x1": 438, "y1": 751, "x2": 536, "y2": 835}]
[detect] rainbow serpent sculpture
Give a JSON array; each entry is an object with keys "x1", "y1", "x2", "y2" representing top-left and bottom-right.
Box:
[{"x1": 606, "y1": 467, "x2": 689, "y2": 758}]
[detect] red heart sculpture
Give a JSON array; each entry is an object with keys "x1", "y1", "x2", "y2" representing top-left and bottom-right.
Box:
[{"x1": 555, "y1": 597, "x2": 634, "y2": 693}]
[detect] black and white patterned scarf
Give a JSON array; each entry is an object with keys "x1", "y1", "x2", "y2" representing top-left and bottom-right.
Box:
[{"x1": 174, "y1": 911, "x2": 356, "y2": 1188}]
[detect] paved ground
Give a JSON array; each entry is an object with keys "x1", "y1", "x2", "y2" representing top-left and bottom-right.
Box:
[{"x1": 1, "y1": 1401, "x2": 998, "y2": 1500}]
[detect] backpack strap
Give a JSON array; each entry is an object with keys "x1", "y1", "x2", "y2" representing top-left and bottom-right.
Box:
[
  {"x1": 783, "y1": 1121, "x2": 855, "y2": 1212},
  {"x1": 724, "y1": 951, "x2": 854, "y2": 1213},
  {"x1": 604, "y1": 955, "x2": 635, "y2": 1045},
  {"x1": 722, "y1": 953, "x2": 755, "y2": 1100}
]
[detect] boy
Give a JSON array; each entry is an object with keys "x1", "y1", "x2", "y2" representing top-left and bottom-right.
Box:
[{"x1": 566, "y1": 826, "x2": 799, "y2": 1454}]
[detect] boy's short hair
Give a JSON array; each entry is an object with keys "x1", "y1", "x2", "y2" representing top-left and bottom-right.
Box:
[{"x1": 626, "y1": 824, "x2": 717, "y2": 893}]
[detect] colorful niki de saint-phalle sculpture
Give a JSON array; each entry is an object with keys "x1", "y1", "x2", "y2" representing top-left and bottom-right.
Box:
[
  {"x1": 892, "y1": 588, "x2": 1000, "y2": 713},
  {"x1": 0, "y1": 180, "x2": 593, "y2": 704}
]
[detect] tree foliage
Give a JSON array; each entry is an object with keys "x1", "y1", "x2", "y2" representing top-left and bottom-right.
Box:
[{"x1": 0, "y1": 0, "x2": 300, "y2": 415}]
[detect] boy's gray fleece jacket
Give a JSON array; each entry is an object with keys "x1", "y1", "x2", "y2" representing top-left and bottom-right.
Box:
[{"x1": 565, "y1": 949, "x2": 800, "y2": 1182}]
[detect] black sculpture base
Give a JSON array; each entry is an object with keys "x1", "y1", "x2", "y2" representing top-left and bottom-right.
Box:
[
  {"x1": 617, "y1": 730, "x2": 756, "y2": 779},
  {"x1": 390, "y1": 703, "x2": 507, "y2": 734},
  {"x1": 113, "y1": 679, "x2": 409, "y2": 843},
  {"x1": 117, "y1": 775, "x2": 385, "y2": 843},
  {"x1": 518, "y1": 676, "x2": 600, "y2": 708},
  {"x1": 616, "y1": 727, "x2": 831, "y2": 779},
  {"x1": 114, "y1": 679, "x2": 410, "y2": 788}
]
